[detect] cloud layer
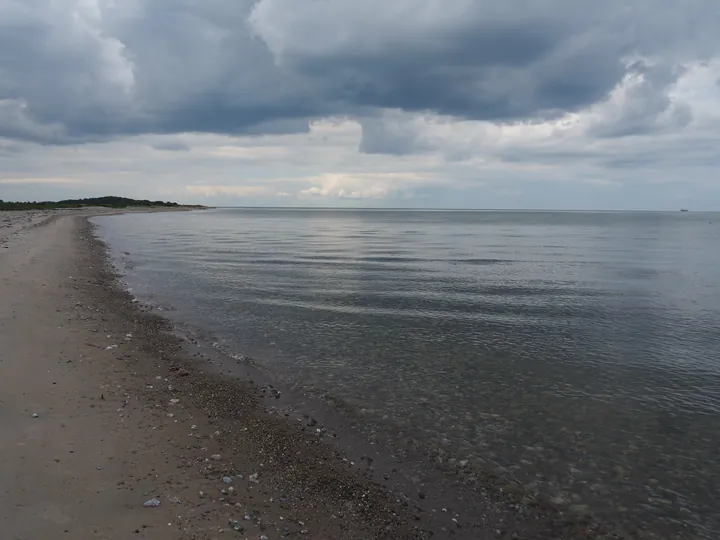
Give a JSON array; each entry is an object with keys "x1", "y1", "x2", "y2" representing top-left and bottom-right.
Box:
[
  {"x1": 2, "y1": 0, "x2": 718, "y2": 142},
  {"x1": 1, "y1": 0, "x2": 719, "y2": 208}
]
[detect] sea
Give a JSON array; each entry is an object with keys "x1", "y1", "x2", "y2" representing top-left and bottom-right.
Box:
[{"x1": 92, "y1": 208, "x2": 720, "y2": 537}]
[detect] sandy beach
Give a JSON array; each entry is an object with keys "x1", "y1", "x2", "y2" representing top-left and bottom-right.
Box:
[{"x1": 0, "y1": 211, "x2": 629, "y2": 540}]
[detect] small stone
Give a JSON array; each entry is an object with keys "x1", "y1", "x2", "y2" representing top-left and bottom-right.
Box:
[
  {"x1": 248, "y1": 473, "x2": 259, "y2": 484},
  {"x1": 211, "y1": 454, "x2": 222, "y2": 461},
  {"x1": 222, "y1": 476, "x2": 233, "y2": 484},
  {"x1": 199, "y1": 491, "x2": 206, "y2": 498},
  {"x1": 143, "y1": 498, "x2": 161, "y2": 508},
  {"x1": 169, "y1": 398, "x2": 180, "y2": 405},
  {"x1": 31, "y1": 413, "x2": 39, "y2": 418}
]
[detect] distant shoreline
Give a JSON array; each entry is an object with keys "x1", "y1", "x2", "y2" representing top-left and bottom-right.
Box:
[{"x1": 0, "y1": 195, "x2": 207, "y2": 212}]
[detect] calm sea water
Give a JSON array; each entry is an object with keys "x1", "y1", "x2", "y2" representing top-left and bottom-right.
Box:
[{"x1": 93, "y1": 208, "x2": 720, "y2": 536}]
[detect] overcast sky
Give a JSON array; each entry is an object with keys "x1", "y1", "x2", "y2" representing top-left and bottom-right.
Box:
[{"x1": 1, "y1": 0, "x2": 719, "y2": 209}]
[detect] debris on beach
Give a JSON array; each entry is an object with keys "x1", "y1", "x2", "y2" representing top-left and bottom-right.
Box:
[
  {"x1": 143, "y1": 498, "x2": 161, "y2": 508},
  {"x1": 248, "y1": 473, "x2": 259, "y2": 484}
]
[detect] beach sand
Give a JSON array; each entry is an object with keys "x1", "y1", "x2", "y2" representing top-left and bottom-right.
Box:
[{"x1": 0, "y1": 212, "x2": 627, "y2": 539}]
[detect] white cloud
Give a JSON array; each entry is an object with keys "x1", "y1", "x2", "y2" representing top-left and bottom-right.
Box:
[{"x1": 298, "y1": 172, "x2": 435, "y2": 199}]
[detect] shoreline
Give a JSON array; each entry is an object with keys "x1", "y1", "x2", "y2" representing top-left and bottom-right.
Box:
[{"x1": 0, "y1": 211, "x2": 632, "y2": 539}]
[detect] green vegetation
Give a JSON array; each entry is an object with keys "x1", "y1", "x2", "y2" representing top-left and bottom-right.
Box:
[{"x1": 0, "y1": 196, "x2": 201, "y2": 211}]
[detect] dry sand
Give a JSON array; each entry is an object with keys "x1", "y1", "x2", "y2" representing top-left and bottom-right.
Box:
[{"x1": 0, "y1": 211, "x2": 631, "y2": 539}]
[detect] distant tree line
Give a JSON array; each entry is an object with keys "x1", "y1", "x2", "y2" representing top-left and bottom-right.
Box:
[{"x1": 0, "y1": 196, "x2": 190, "y2": 211}]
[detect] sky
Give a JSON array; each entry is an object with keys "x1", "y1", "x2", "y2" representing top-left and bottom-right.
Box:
[{"x1": 1, "y1": 0, "x2": 719, "y2": 210}]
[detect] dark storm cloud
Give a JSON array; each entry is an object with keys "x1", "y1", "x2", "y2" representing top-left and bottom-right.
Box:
[
  {"x1": 271, "y1": 14, "x2": 626, "y2": 121},
  {"x1": 0, "y1": 0, "x2": 717, "y2": 145}
]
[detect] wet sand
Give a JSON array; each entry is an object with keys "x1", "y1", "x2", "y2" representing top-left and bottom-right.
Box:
[{"x1": 0, "y1": 211, "x2": 633, "y2": 539}]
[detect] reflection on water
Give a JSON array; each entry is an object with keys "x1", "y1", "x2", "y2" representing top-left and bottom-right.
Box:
[{"x1": 93, "y1": 208, "x2": 720, "y2": 537}]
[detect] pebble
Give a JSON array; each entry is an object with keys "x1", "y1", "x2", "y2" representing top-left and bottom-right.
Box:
[
  {"x1": 199, "y1": 491, "x2": 206, "y2": 498},
  {"x1": 31, "y1": 413, "x2": 39, "y2": 418},
  {"x1": 143, "y1": 498, "x2": 161, "y2": 508},
  {"x1": 223, "y1": 476, "x2": 233, "y2": 484},
  {"x1": 169, "y1": 398, "x2": 180, "y2": 404},
  {"x1": 249, "y1": 473, "x2": 259, "y2": 484},
  {"x1": 211, "y1": 454, "x2": 222, "y2": 461}
]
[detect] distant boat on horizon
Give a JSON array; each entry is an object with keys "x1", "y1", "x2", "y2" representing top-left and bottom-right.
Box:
[{"x1": 680, "y1": 208, "x2": 689, "y2": 212}]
